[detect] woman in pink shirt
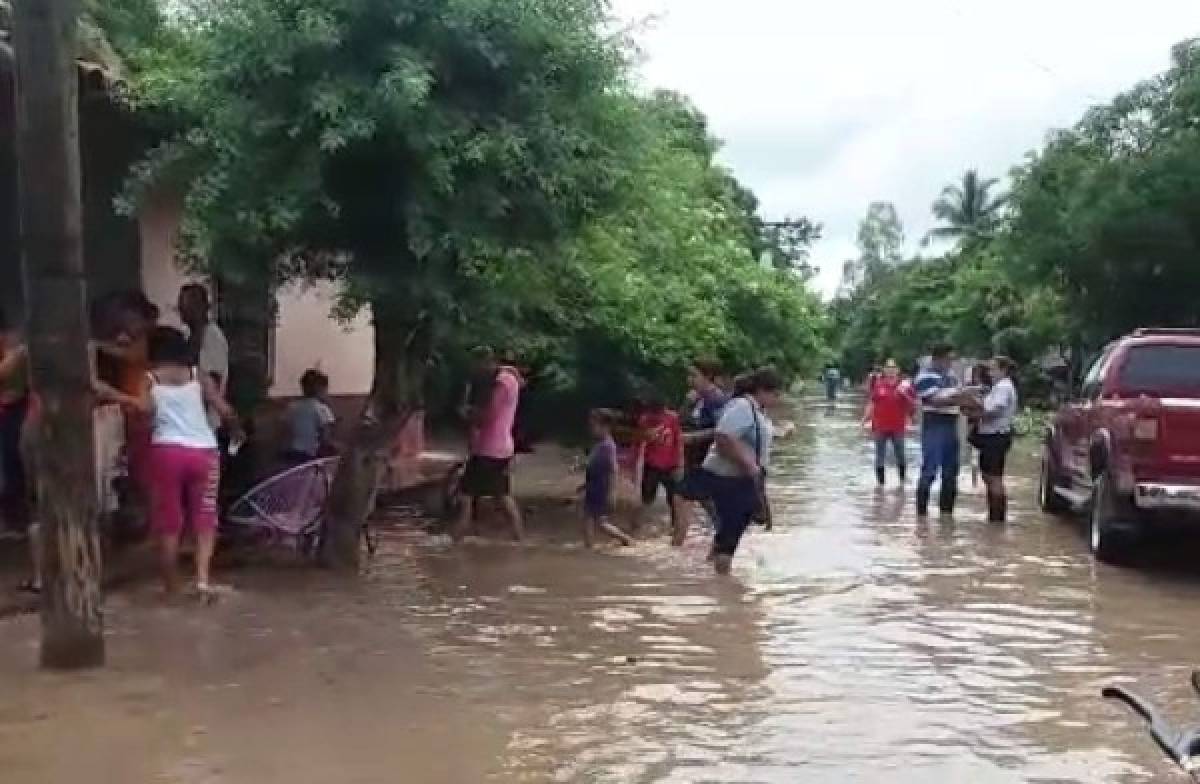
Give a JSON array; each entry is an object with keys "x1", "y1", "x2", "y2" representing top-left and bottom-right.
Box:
[{"x1": 452, "y1": 349, "x2": 525, "y2": 542}]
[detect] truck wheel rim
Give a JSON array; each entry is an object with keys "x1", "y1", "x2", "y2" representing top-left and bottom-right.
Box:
[{"x1": 1090, "y1": 480, "x2": 1103, "y2": 552}]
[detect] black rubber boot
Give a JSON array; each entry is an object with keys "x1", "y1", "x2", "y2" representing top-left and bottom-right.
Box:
[
  {"x1": 939, "y1": 487, "x2": 957, "y2": 515},
  {"x1": 916, "y1": 487, "x2": 930, "y2": 517},
  {"x1": 875, "y1": 467, "x2": 886, "y2": 486},
  {"x1": 988, "y1": 493, "x2": 1008, "y2": 523}
]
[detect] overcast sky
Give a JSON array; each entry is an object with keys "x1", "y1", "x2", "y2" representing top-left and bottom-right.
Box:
[{"x1": 609, "y1": 0, "x2": 1200, "y2": 296}]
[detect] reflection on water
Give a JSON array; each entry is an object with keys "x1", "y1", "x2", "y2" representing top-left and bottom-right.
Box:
[{"x1": 5, "y1": 397, "x2": 1200, "y2": 781}]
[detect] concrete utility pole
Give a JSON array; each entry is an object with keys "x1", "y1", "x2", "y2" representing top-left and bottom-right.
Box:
[{"x1": 12, "y1": 0, "x2": 105, "y2": 668}]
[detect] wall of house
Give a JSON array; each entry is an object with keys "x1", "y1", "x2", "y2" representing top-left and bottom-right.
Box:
[
  {"x1": 137, "y1": 188, "x2": 195, "y2": 328},
  {"x1": 269, "y1": 280, "x2": 374, "y2": 398},
  {"x1": 135, "y1": 194, "x2": 373, "y2": 399}
]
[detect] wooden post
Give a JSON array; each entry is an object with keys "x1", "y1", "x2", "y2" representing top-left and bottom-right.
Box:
[{"x1": 12, "y1": 0, "x2": 105, "y2": 668}]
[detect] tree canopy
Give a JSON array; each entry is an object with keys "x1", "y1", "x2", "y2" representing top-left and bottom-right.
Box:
[
  {"x1": 113, "y1": 0, "x2": 825, "y2": 427},
  {"x1": 834, "y1": 38, "x2": 1200, "y2": 393}
]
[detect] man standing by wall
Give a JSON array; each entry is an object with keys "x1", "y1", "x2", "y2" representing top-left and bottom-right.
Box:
[
  {"x1": 453, "y1": 348, "x2": 524, "y2": 543},
  {"x1": 178, "y1": 284, "x2": 229, "y2": 432},
  {"x1": 914, "y1": 343, "x2": 964, "y2": 517}
]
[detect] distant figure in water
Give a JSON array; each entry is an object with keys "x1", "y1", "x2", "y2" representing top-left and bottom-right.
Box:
[
  {"x1": 862, "y1": 358, "x2": 915, "y2": 486},
  {"x1": 823, "y1": 364, "x2": 841, "y2": 402},
  {"x1": 580, "y1": 409, "x2": 633, "y2": 548}
]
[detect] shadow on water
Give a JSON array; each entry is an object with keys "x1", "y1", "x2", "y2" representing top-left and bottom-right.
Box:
[{"x1": 4, "y1": 395, "x2": 1200, "y2": 781}]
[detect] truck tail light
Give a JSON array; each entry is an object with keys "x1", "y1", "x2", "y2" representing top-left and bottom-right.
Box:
[{"x1": 1134, "y1": 418, "x2": 1159, "y2": 442}]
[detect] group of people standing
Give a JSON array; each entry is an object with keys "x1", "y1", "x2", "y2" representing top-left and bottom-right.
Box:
[
  {"x1": 0, "y1": 284, "x2": 237, "y2": 598},
  {"x1": 451, "y1": 351, "x2": 785, "y2": 575},
  {"x1": 863, "y1": 343, "x2": 1020, "y2": 523}
]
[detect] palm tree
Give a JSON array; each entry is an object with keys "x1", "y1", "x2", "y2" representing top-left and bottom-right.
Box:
[{"x1": 924, "y1": 169, "x2": 1006, "y2": 247}]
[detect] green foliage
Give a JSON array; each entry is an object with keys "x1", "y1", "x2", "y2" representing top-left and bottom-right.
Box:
[
  {"x1": 837, "y1": 39, "x2": 1200, "y2": 395},
  {"x1": 447, "y1": 92, "x2": 826, "y2": 422},
  {"x1": 1005, "y1": 38, "x2": 1200, "y2": 346},
  {"x1": 840, "y1": 201, "x2": 904, "y2": 292},
  {"x1": 114, "y1": 0, "x2": 825, "y2": 423}
]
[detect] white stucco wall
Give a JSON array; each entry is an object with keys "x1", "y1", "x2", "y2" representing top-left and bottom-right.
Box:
[
  {"x1": 269, "y1": 280, "x2": 374, "y2": 398},
  {"x1": 137, "y1": 189, "x2": 197, "y2": 329},
  {"x1": 138, "y1": 193, "x2": 373, "y2": 400}
]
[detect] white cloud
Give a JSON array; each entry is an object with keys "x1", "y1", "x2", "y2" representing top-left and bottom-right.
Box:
[{"x1": 610, "y1": 0, "x2": 1200, "y2": 296}]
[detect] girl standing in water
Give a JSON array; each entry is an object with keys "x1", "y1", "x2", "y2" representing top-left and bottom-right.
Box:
[
  {"x1": 100, "y1": 327, "x2": 242, "y2": 597},
  {"x1": 581, "y1": 409, "x2": 634, "y2": 548}
]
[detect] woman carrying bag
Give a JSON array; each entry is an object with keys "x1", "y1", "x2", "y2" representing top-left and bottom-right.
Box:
[{"x1": 702, "y1": 367, "x2": 782, "y2": 576}]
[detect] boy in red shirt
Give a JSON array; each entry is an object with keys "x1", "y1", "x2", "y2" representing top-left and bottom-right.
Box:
[
  {"x1": 637, "y1": 394, "x2": 689, "y2": 545},
  {"x1": 862, "y1": 359, "x2": 915, "y2": 486}
]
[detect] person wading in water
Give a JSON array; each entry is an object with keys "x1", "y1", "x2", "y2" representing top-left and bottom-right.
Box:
[
  {"x1": 862, "y1": 358, "x2": 914, "y2": 486},
  {"x1": 914, "y1": 343, "x2": 966, "y2": 517},
  {"x1": 703, "y1": 367, "x2": 781, "y2": 575},
  {"x1": 973, "y1": 356, "x2": 1019, "y2": 523},
  {"x1": 453, "y1": 348, "x2": 524, "y2": 542}
]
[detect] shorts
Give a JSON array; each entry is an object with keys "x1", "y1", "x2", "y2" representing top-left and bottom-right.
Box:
[
  {"x1": 640, "y1": 465, "x2": 678, "y2": 505},
  {"x1": 976, "y1": 432, "x2": 1013, "y2": 478},
  {"x1": 149, "y1": 444, "x2": 220, "y2": 537},
  {"x1": 461, "y1": 455, "x2": 513, "y2": 498},
  {"x1": 708, "y1": 471, "x2": 759, "y2": 557}
]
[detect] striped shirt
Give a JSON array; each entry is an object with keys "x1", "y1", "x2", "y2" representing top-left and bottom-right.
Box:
[
  {"x1": 915, "y1": 366, "x2": 961, "y2": 418},
  {"x1": 978, "y1": 377, "x2": 1018, "y2": 435}
]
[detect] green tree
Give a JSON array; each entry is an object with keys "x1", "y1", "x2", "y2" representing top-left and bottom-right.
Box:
[
  {"x1": 1005, "y1": 38, "x2": 1200, "y2": 348},
  {"x1": 924, "y1": 168, "x2": 1006, "y2": 248},
  {"x1": 127, "y1": 0, "x2": 638, "y2": 567},
  {"x1": 840, "y1": 201, "x2": 904, "y2": 292}
]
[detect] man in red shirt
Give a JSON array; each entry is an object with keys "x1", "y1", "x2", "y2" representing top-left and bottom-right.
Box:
[
  {"x1": 862, "y1": 358, "x2": 915, "y2": 486},
  {"x1": 637, "y1": 394, "x2": 688, "y2": 545}
]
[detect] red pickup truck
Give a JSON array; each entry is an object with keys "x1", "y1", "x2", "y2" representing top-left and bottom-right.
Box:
[{"x1": 1039, "y1": 329, "x2": 1200, "y2": 563}]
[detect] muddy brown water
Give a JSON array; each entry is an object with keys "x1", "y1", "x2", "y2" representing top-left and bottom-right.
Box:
[{"x1": 4, "y1": 397, "x2": 1200, "y2": 782}]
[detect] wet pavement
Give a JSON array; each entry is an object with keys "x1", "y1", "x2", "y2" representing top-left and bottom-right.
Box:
[{"x1": 5, "y1": 396, "x2": 1200, "y2": 782}]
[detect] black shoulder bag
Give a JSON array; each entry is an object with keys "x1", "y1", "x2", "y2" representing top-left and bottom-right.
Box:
[{"x1": 749, "y1": 402, "x2": 773, "y2": 529}]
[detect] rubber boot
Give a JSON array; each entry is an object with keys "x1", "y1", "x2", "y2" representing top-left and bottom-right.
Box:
[
  {"x1": 875, "y1": 467, "x2": 886, "y2": 486},
  {"x1": 987, "y1": 493, "x2": 1007, "y2": 524},
  {"x1": 916, "y1": 486, "x2": 930, "y2": 517},
  {"x1": 897, "y1": 465, "x2": 906, "y2": 483},
  {"x1": 939, "y1": 486, "x2": 957, "y2": 515}
]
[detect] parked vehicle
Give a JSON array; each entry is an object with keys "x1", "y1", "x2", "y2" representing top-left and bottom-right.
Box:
[{"x1": 1039, "y1": 328, "x2": 1200, "y2": 563}]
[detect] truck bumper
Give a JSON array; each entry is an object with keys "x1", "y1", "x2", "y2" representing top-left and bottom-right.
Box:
[{"x1": 1134, "y1": 482, "x2": 1200, "y2": 512}]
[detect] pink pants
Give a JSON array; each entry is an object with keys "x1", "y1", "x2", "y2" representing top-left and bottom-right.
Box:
[{"x1": 148, "y1": 444, "x2": 219, "y2": 537}]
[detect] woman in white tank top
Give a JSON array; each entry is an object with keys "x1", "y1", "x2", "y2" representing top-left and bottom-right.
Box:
[{"x1": 100, "y1": 326, "x2": 241, "y2": 598}]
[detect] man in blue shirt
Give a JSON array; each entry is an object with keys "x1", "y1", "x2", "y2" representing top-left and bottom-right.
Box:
[{"x1": 914, "y1": 343, "x2": 964, "y2": 517}]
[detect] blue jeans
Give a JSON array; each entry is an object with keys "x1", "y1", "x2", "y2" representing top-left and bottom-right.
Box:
[
  {"x1": 824, "y1": 378, "x2": 839, "y2": 401},
  {"x1": 874, "y1": 432, "x2": 906, "y2": 472},
  {"x1": 708, "y1": 472, "x2": 759, "y2": 557},
  {"x1": 917, "y1": 416, "x2": 959, "y2": 514}
]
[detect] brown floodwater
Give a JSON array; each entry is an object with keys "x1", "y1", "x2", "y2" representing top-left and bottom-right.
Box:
[{"x1": 4, "y1": 396, "x2": 1200, "y2": 783}]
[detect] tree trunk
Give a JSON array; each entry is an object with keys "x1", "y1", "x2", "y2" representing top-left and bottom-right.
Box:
[
  {"x1": 321, "y1": 301, "x2": 430, "y2": 571},
  {"x1": 215, "y1": 266, "x2": 274, "y2": 413},
  {"x1": 13, "y1": 0, "x2": 105, "y2": 668}
]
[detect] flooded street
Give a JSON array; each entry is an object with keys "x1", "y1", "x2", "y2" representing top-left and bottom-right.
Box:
[{"x1": 5, "y1": 396, "x2": 1200, "y2": 782}]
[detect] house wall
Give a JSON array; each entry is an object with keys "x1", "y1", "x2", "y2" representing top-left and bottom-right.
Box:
[
  {"x1": 137, "y1": 188, "x2": 195, "y2": 328},
  {"x1": 134, "y1": 195, "x2": 374, "y2": 399},
  {"x1": 269, "y1": 280, "x2": 374, "y2": 398}
]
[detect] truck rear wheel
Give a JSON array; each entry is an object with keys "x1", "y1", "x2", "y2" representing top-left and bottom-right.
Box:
[
  {"x1": 1089, "y1": 473, "x2": 1135, "y2": 565},
  {"x1": 1038, "y1": 448, "x2": 1069, "y2": 515}
]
